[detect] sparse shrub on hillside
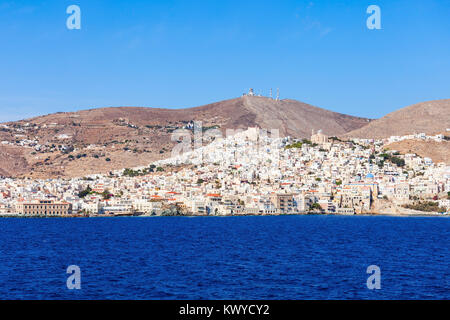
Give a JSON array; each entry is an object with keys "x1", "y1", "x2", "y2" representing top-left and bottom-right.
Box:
[
  {"x1": 102, "y1": 189, "x2": 112, "y2": 200},
  {"x1": 390, "y1": 156, "x2": 405, "y2": 167},
  {"x1": 302, "y1": 139, "x2": 312, "y2": 145},
  {"x1": 123, "y1": 167, "x2": 155, "y2": 177},
  {"x1": 78, "y1": 186, "x2": 92, "y2": 198},
  {"x1": 285, "y1": 141, "x2": 302, "y2": 149},
  {"x1": 202, "y1": 125, "x2": 220, "y2": 132},
  {"x1": 378, "y1": 153, "x2": 405, "y2": 167},
  {"x1": 403, "y1": 201, "x2": 446, "y2": 212}
]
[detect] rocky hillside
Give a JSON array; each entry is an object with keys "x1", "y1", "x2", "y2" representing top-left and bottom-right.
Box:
[
  {"x1": 344, "y1": 99, "x2": 450, "y2": 139},
  {"x1": 0, "y1": 96, "x2": 370, "y2": 178},
  {"x1": 386, "y1": 140, "x2": 450, "y2": 165}
]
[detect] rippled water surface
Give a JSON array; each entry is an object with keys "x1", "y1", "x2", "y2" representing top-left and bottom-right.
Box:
[{"x1": 0, "y1": 215, "x2": 448, "y2": 299}]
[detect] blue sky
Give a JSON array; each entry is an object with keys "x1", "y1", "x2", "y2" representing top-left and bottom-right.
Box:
[{"x1": 0, "y1": 0, "x2": 449, "y2": 122}]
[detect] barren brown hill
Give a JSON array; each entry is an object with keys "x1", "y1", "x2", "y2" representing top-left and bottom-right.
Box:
[
  {"x1": 0, "y1": 145, "x2": 28, "y2": 177},
  {"x1": 0, "y1": 96, "x2": 370, "y2": 178},
  {"x1": 344, "y1": 99, "x2": 450, "y2": 139},
  {"x1": 386, "y1": 140, "x2": 450, "y2": 165}
]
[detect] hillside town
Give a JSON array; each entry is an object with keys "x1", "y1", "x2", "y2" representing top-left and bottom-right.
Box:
[{"x1": 0, "y1": 127, "x2": 449, "y2": 217}]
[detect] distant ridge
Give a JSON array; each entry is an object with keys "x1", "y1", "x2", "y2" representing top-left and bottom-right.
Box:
[
  {"x1": 344, "y1": 99, "x2": 450, "y2": 139},
  {"x1": 5, "y1": 96, "x2": 370, "y2": 137}
]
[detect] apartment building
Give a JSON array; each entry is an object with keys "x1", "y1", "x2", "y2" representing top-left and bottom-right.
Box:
[{"x1": 270, "y1": 193, "x2": 295, "y2": 213}]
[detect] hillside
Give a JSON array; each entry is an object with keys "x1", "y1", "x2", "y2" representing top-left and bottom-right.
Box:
[
  {"x1": 386, "y1": 140, "x2": 450, "y2": 165},
  {"x1": 344, "y1": 99, "x2": 450, "y2": 139},
  {"x1": 0, "y1": 96, "x2": 370, "y2": 178}
]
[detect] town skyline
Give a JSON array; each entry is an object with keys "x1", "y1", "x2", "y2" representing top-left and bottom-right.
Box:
[{"x1": 2, "y1": 126, "x2": 449, "y2": 217}]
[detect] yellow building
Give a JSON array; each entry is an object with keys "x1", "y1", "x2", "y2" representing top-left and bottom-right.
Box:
[{"x1": 15, "y1": 200, "x2": 72, "y2": 217}]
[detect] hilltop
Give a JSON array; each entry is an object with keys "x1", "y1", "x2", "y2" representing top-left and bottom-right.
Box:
[{"x1": 0, "y1": 96, "x2": 370, "y2": 178}]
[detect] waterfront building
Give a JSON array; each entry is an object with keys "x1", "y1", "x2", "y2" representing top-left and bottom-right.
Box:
[
  {"x1": 270, "y1": 193, "x2": 295, "y2": 213},
  {"x1": 15, "y1": 200, "x2": 72, "y2": 217}
]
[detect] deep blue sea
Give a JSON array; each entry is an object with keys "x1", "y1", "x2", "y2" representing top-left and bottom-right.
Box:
[{"x1": 0, "y1": 215, "x2": 448, "y2": 300}]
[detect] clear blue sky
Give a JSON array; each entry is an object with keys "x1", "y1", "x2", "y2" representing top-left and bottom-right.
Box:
[{"x1": 0, "y1": 0, "x2": 449, "y2": 122}]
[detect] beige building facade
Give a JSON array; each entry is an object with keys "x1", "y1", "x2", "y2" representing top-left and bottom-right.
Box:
[{"x1": 16, "y1": 200, "x2": 72, "y2": 217}]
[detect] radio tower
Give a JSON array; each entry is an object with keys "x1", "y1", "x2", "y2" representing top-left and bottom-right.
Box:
[
  {"x1": 270, "y1": 88, "x2": 273, "y2": 99},
  {"x1": 276, "y1": 88, "x2": 280, "y2": 101}
]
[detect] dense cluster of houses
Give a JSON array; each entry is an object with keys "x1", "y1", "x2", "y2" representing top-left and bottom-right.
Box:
[{"x1": 0, "y1": 127, "x2": 449, "y2": 217}]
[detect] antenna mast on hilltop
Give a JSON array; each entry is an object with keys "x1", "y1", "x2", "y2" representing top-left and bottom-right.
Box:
[
  {"x1": 276, "y1": 88, "x2": 280, "y2": 101},
  {"x1": 270, "y1": 88, "x2": 273, "y2": 99}
]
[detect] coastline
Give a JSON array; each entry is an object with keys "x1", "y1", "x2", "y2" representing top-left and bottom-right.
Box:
[{"x1": 1, "y1": 211, "x2": 448, "y2": 218}]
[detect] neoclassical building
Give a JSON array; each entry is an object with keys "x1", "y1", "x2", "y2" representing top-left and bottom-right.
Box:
[
  {"x1": 15, "y1": 200, "x2": 72, "y2": 217},
  {"x1": 311, "y1": 129, "x2": 329, "y2": 144}
]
